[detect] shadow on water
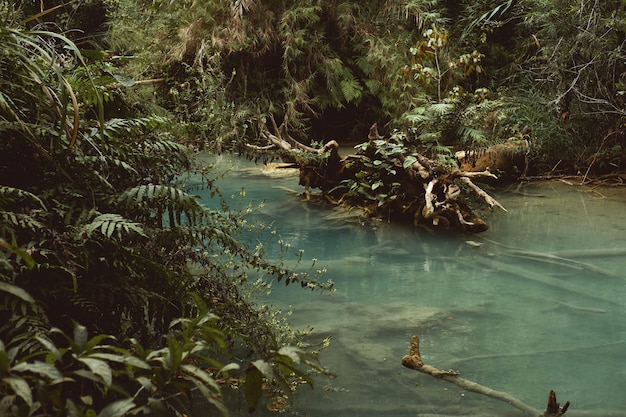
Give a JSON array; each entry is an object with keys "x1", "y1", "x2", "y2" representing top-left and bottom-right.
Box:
[{"x1": 193, "y1": 154, "x2": 626, "y2": 417}]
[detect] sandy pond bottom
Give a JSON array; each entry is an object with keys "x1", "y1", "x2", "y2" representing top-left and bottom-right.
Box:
[{"x1": 197, "y1": 155, "x2": 626, "y2": 417}]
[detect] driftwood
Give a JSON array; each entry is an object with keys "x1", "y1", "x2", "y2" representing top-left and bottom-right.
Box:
[
  {"x1": 254, "y1": 121, "x2": 507, "y2": 233},
  {"x1": 401, "y1": 335, "x2": 570, "y2": 417}
]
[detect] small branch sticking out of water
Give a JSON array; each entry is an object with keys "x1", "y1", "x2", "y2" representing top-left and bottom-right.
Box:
[{"x1": 401, "y1": 335, "x2": 569, "y2": 417}]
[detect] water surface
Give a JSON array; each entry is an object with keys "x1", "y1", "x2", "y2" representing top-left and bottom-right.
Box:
[{"x1": 197, "y1": 155, "x2": 626, "y2": 417}]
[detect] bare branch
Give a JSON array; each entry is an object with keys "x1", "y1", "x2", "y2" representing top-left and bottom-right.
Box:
[
  {"x1": 459, "y1": 177, "x2": 508, "y2": 212},
  {"x1": 402, "y1": 335, "x2": 571, "y2": 417}
]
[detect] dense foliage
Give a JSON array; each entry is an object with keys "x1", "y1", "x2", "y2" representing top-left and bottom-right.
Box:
[
  {"x1": 0, "y1": 3, "x2": 330, "y2": 416},
  {"x1": 103, "y1": 0, "x2": 626, "y2": 172},
  {"x1": 2, "y1": 0, "x2": 626, "y2": 415}
]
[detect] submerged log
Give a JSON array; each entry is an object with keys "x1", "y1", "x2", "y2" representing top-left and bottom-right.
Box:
[
  {"x1": 401, "y1": 335, "x2": 569, "y2": 417},
  {"x1": 256, "y1": 122, "x2": 507, "y2": 233}
]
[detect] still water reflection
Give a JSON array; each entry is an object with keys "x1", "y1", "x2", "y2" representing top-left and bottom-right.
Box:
[{"x1": 196, "y1": 155, "x2": 626, "y2": 417}]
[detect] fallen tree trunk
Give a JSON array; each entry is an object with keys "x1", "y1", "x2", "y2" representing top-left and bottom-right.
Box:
[
  {"x1": 254, "y1": 121, "x2": 507, "y2": 233},
  {"x1": 401, "y1": 335, "x2": 570, "y2": 417}
]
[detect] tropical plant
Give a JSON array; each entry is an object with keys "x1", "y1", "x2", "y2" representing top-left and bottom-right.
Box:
[{"x1": 1, "y1": 5, "x2": 331, "y2": 416}]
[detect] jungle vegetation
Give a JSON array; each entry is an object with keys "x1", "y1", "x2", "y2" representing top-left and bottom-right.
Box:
[{"x1": 1, "y1": 0, "x2": 626, "y2": 416}]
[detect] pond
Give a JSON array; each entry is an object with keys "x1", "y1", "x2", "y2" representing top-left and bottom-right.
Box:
[{"x1": 195, "y1": 154, "x2": 626, "y2": 417}]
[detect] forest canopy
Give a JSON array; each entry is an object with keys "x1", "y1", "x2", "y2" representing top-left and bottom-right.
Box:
[{"x1": 1, "y1": 0, "x2": 626, "y2": 415}]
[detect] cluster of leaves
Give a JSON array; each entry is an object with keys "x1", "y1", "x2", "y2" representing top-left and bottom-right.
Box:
[
  {"x1": 1, "y1": 6, "x2": 330, "y2": 416},
  {"x1": 331, "y1": 134, "x2": 444, "y2": 221}
]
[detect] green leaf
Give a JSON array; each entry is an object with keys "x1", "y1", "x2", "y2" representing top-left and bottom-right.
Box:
[
  {"x1": 0, "y1": 281, "x2": 34, "y2": 303},
  {"x1": 78, "y1": 358, "x2": 113, "y2": 386},
  {"x1": 277, "y1": 346, "x2": 302, "y2": 363},
  {"x1": 180, "y1": 364, "x2": 220, "y2": 391},
  {"x1": 12, "y1": 361, "x2": 63, "y2": 381},
  {"x1": 85, "y1": 334, "x2": 114, "y2": 351},
  {"x1": 0, "y1": 240, "x2": 36, "y2": 269},
  {"x1": 3, "y1": 376, "x2": 32, "y2": 408},
  {"x1": 244, "y1": 367, "x2": 263, "y2": 412},
  {"x1": 96, "y1": 398, "x2": 136, "y2": 417},
  {"x1": 88, "y1": 353, "x2": 150, "y2": 370},
  {"x1": 218, "y1": 362, "x2": 240, "y2": 375},
  {"x1": 35, "y1": 336, "x2": 62, "y2": 362},
  {"x1": 251, "y1": 359, "x2": 274, "y2": 380},
  {"x1": 165, "y1": 338, "x2": 183, "y2": 371},
  {"x1": 74, "y1": 324, "x2": 88, "y2": 352},
  {"x1": 403, "y1": 155, "x2": 418, "y2": 168}
]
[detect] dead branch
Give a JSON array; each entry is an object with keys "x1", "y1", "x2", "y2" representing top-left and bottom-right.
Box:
[
  {"x1": 401, "y1": 335, "x2": 569, "y2": 417},
  {"x1": 246, "y1": 143, "x2": 277, "y2": 151},
  {"x1": 459, "y1": 176, "x2": 508, "y2": 212}
]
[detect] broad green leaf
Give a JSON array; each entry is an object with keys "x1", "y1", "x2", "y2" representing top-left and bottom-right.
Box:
[
  {"x1": 277, "y1": 346, "x2": 302, "y2": 364},
  {"x1": 88, "y1": 352, "x2": 150, "y2": 370},
  {"x1": 187, "y1": 376, "x2": 228, "y2": 417},
  {"x1": 3, "y1": 376, "x2": 32, "y2": 408},
  {"x1": 403, "y1": 155, "x2": 418, "y2": 168},
  {"x1": 180, "y1": 364, "x2": 220, "y2": 390},
  {"x1": 74, "y1": 324, "x2": 88, "y2": 352},
  {"x1": 165, "y1": 338, "x2": 183, "y2": 371},
  {"x1": 0, "y1": 281, "x2": 34, "y2": 303},
  {"x1": 35, "y1": 336, "x2": 62, "y2": 363},
  {"x1": 78, "y1": 358, "x2": 113, "y2": 386},
  {"x1": 85, "y1": 335, "x2": 113, "y2": 352},
  {"x1": 12, "y1": 361, "x2": 63, "y2": 380},
  {"x1": 96, "y1": 398, "x2": 135, "y2": 417},
  {"x1": 251, "y1": 359, "x2": 273, "y2": 380},
  {"x1": 244, "y1": 367, "x2": 263, "y2": 412},
  {"x1": 218, "y1": 362, "x2": 240, "y2": 375}
]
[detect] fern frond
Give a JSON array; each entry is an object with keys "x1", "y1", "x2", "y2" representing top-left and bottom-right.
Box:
[
  {"x1": 103, "y1": 116, "x2": 170, "y2": 139},
  {"x1": 429, "y1": 102, "x2": 454, "y2": 116},
  {"x1": 456, "y1": 126, "x2": 487, "y2": 146},
  {"x1": 0, "y1": 211, "x2": 45, "y2": 235},
  {"x1": 340, "y1": 75, "x2": 363, "y2": 103},
  {"x1": 0, "y1": 186, "x2": 46, "y2": 211},
  {"x1": 81, "y1": 213, "x2": 147, "y2": 240},
  {"x1": 119, "y1": 185, "x2": 202, "y2": 227},
  {"x1": 143, "y1": 138, "x2": 189, "y2": 155},
  {"x1": 83, "y1": 155, "x2": 139, "y2": 177}
]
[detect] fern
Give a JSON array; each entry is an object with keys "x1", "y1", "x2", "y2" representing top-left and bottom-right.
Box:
[
  {"x1": 429, "y1": 102, "x2": 455, "y2": 116},
  {"x1": 143, "y1": 138, "x2": 189, "y2": 155},
  {"x1": 456, "y1": 125, "x2": 487, "y2": 146},
  {"x1": 0, "y1": 212, "x2": 45, "y2": 235},
  {"x1": 0, "y1": 186, "x2": 46, "y2": 211},
  {"x1": 81, "y1": 213, "x2": 147, "y2": 239},
  {"x1": 103, "y1": 116, "x2": 170, "y2": 139},
  {"x1": 340, "y1": 75, "x2": 363, "y2": 104},
  {"x1": 118, "y1": 184, "x2": 203, "y2": 227}
]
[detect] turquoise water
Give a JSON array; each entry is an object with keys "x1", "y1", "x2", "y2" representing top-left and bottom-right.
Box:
[{"x1": 196, "y1": 155, "x2": 626, "y2": 417}]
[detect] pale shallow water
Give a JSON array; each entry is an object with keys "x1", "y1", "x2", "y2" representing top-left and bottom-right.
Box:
[{"x1": 195, "y1": 155, "x2": 626, "y2": 417}]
